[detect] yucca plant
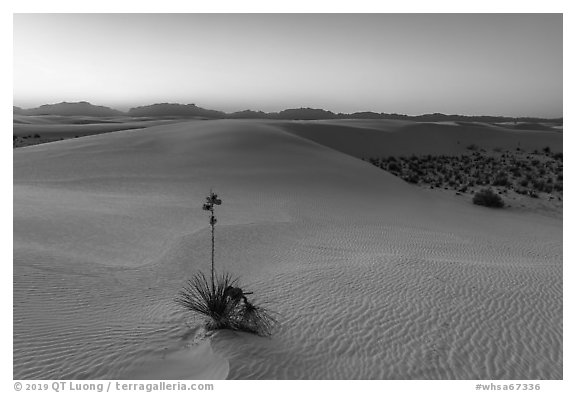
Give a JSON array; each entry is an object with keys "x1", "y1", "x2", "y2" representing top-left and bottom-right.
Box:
[
  {"x1": 237, "y1": 300, "x2": 278, "y2": 337},
  {"x1": 175, "y1": 191, "x2": 277, "y2": 336},
  {"x1": 175, "y1": 271, "x2": 239, "y2": 330}
]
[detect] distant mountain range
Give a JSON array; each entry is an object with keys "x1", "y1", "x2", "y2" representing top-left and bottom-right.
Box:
[
  {"x1": 15, "y1": 101, "x2": 124, "y2": 117},
  {"x1": 13, "y1": 101, "x2": 563, "y2": 124},
  {"x1": 127, "y1": 103, "x2": 226, "y2": 118}
]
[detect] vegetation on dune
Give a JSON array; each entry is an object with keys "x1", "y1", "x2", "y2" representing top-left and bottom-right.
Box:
[
  {"x1": 175, "y1": 191, "x2": 277, "y2": 337},
  {"x1": 473, "y1": 188, "x2": 505, "y2": 208},
  {"x1": 175, "y1": 271, "x2": 276, "y2": 336},
  {"x1": 364, "y1": 147, "x2": 563, "y2": 209},
  {"x1": 13, "y1": 134, "x2": 65, "y2": 148}
]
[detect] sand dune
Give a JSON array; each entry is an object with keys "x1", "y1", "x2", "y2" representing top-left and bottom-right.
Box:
[
  {"x1": 13, "y1": 114, "x2": 184, "y2": 138},
  {"x1": 13, "y1": 119, "x2": 562, "y2": 379},
  {"x1": 279, "y1": 119, "x2": 563, "y2": 157}
]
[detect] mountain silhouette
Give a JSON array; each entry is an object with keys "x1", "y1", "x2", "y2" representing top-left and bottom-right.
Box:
[
  {"x1": 128, "y1": 103, "x2": 225, "y2": 118},
  {"x1": 272, "y1": 108, "x2": 338, "y2": 120},
  {"x1": 14, "y1": 101, "x2": 562, "y2": 124},
  {"x1": 227, "y1": 110, "x2": 270, "y2": 119},
  {"x1": 21, "y1": 101, "x2": 124, "y2": 117}
]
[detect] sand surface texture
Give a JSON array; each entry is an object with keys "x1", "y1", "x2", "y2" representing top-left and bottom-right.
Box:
[{"x1": 13, "y1": 119, "x2": 562, "y2": 379}]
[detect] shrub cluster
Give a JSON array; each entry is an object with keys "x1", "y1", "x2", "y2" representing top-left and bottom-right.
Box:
[
  {"x1": 364, "y1": 147, "x2": 562, "y2": 204},
  {"x1": 473, "y1": 188, "x2": 505, "y2": 208}
]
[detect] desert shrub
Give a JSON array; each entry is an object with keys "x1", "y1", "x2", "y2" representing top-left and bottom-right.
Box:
[
  {"x1": 403, "y1": 173, "x2": 420, "y2": 184},
  {"x1": 492, "y1": 172, "x2": 510, "y2": 187},
  {"x1": 388, "y1": 162, "x2": 401, "y2": 172},
  {"x1": 473, "y1": 188, "x2": 504, "y2": 208},
  {"x1": 520, "y1": 175, "x2": 532, "y2": 187},
  {"x1": 544, "y1": 184, "x2": 553, "y2": 193},
  {"x1": 532, "y1": 180, "x2": 547, "y2": 192},
  {"x1": 175, "y1": 271, "x2": 277, "y2": 336},
  {"x1": 535, "y1": 182, "x2": 553, "y2": 193}
]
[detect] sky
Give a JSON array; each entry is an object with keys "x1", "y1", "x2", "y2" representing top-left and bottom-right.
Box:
[{"x1": 13, "y1": 13, "x2": 562, "y2": 117}]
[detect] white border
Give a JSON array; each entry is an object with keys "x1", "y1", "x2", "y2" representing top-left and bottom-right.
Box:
[{"x1": 3, "y1": 2, "x2": 572, "y2": 391}]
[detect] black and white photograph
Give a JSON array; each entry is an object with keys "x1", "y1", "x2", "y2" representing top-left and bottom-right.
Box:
[{"x1": 11, "y1": 8, "x2": 566, "y2": 383}]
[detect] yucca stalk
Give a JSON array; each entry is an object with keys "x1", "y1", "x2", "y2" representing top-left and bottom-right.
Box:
[{"x1": 202, "y1": 190, "x2": 222, "y2": 292}]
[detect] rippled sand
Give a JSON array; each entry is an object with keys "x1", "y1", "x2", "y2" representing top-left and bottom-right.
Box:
[{"x1": 13, "y1": 119, "x2": 562, "y2": 379}]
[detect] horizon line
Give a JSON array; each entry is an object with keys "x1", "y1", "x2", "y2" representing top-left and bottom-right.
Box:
[{"x1": 12, "y1": 100, "x2": 563, "y2": 120}]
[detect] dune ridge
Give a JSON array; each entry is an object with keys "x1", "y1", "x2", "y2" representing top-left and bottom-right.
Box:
[
  {"x1": 279, "y1": 119, "x2": 562, "y2": 157},
  {"x1": 13, "y1": 119, "x2": 562, "y2": 379}
]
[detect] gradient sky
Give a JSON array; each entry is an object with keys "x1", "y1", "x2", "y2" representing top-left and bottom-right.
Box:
[{"x1": 13, "y1": 13, "x2": 562, "y2": 117}]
